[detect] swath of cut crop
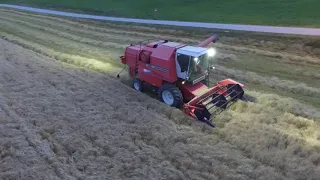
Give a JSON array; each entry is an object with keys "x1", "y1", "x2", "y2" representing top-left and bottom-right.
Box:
[
  {"x1": 215, "y1": 99, "x2": 320, "y2": 179},
  {"x1": 0, "y1": 9, "x2": 193, "y2": 42},
  {"x1": 0, "y1": 11, "x2": 146, "y2": 45},
  {"x1": 0, "y1": 20, "x2": 116, "y2": 62},
  {"x1": 213, "y1": 65, "x2": 320, "y2": 100},
  {"x1": 214, "y1": 43, "x2": 320, "y2": 65},
  {"x1": 0, "y1": 33, "x2": 120, "y2": 75},
  {"x1": 0, "y1": 9, "x2": 172, "y2": 44},
  {"x1": 0, "y1": 16, "x2": 128, "y2": 51}
]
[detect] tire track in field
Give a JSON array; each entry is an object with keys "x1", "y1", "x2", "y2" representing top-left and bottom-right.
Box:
[
  {"x1": 0, "y1": 96, "x2": 72, "y2": 180},
  {"x1": 0, "y1": 58, "x2": 76, "y2": 179},
  {"x1": 0, "y1": 97, "x2": 61, "y2": 180}
]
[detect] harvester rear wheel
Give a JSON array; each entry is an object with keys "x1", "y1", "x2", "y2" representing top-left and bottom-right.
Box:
[
  {"x1": 158, "y1": 84, "x2": 183, "y2": 108},
  {"x1": 133, "y1": 78, "x2": 143, "y2": 92}
]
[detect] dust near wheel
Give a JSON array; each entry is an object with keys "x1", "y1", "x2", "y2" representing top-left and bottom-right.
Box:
[{"x1": 158, "y1": 84, "x2": 183, "y2": 108}]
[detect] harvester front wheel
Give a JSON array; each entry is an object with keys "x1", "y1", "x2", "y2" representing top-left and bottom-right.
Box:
[
  {"x1": 158, "y1": 84, "x2": 183, "y2": 108},
  {"x1": 133, "y1": 78, "x2": 143, "y2": 92}
]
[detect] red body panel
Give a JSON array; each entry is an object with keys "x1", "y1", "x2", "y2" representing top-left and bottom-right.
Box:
[
  {"x1": 149, "y1": 45, "x2": 178, "y2": 83},
  {"x1": 124, "y1": 45, "x2": 141, "y2": 68},
  {"x1": 138, "y1": 63, "x2": 164, "y2": 87},
  {"x1": 122, "y1": 41, "x2": 186, "y2": 87},
  {"x1": 179, "y1": 82, "x2": 209, "y2": 102},
  {"x1": 217, "y1": 78, "x2": 244, "y2": 88}
]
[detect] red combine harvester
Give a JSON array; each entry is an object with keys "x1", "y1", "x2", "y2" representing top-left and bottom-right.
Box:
[{"x1": 118, "y1": 34, "x2": 245, "y2": 127}]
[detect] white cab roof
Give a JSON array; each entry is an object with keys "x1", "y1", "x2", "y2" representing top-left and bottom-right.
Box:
[
  {"x1": 176, "y1": 46, "x2": 207, "y2": 57},
  {"x1": 162, "y1": 42, "x2": 182, "y2": 47}
]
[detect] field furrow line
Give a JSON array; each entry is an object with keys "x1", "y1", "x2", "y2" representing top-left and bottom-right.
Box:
[
  {"x1": 35, "y1": 10, "x2": 319, "y2": 63},
  {"x1": 214, "y1": 65, "x2": 320, "y2": 102},
  {"x1": 0, "y1": 11, "x2": 147, "y2": 45},
  {"x1": 0, "y1": 33, "x2": 120, "y2": 74},
  {"x1": 5, "y1": 10, "x2": 319, "y2": 90},
  {"x1": 0, "y1": 16, "x2": 128, "y2": 51},
  {"x1": 216, "y1": 110, "x2": 320, "y2": 179},
  {"x1": 0, "y1": 22, "x2": 119, "y2": 66},
  {"x1": 0, "y1": 41, "x2": 121, "y2": 179},
  {"x1": 0, "y1": 94, "x2": 74, "y2": 179},
  {"x1": 4, "y1": 8, "x2": 314, "y2": 67},
  {"x1": 215, "y1": 44, "x2": 320, "y2": 66},
  {"x1": 3, "y1": 18, "x2": 318, "y2": 107},
  {"x1": 0, "y1": 9, "x2": 170, "y2": 42},
  {"x1": 1, "y1": 8, "x2": 198, "y2": 38},
  {"x1": 2, "y1": 8, "x2": 317, "y2": 65},
  {"x1": 0, "y1": 9, "x2": 189, "y2": 40},
  {"x1": 0, "y1": 9, "x2": 206, "y2": 48},
  {"x1": 3, "y1": 13, "x2": 318, "y2": 93}
]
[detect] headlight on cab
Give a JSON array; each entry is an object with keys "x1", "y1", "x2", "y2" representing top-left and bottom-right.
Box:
[{"x1": 207, "y1": 48, "x2": 216, "y2": 57}]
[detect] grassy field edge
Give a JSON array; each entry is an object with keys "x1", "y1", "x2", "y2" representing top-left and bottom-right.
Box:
[{"x1": 1, "y1": 1, "x2": 320, "y2": 28}]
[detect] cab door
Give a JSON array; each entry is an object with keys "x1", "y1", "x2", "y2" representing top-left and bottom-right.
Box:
[{"x1": 175, "y1": 53, "x2": 190, "y2": 80}]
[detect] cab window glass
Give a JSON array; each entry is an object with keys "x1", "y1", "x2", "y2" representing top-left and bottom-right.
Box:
[{"x1": 177, "y1": 54, "x2": 190, "y2": 72}]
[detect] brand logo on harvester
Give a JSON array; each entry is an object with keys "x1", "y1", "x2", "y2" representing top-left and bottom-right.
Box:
[
  {"x1": 143, "y1": 69, "x2": 151, "y2": 74},
  {"x1": 146, "y1": 64, "x2": 169, "y2": 73}
]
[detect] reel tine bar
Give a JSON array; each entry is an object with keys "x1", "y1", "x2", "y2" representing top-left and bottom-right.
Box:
[{"x1": 194, "y1": 84, "x2": 244, "y2": 126}]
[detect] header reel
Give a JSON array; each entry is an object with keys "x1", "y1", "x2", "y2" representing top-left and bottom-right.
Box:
[{"x1": 184, "y1": 83, "x2": 245, "y2": 127}]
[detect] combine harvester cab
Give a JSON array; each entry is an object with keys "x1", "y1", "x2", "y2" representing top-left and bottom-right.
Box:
[{"x1": 118, "y1": 34, "x2": 245, "y2": 127}]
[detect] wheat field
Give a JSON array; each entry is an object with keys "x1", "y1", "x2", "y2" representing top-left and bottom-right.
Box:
[{"x1": 0, "y1": 7, "x2": 319, "y2": 180}]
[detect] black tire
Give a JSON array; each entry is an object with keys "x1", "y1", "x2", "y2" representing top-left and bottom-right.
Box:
[
  {"x1": 158, "y1": 84, "x2": 183, "y2": 108},
  {"x1": 133, "y1": 78, "x2": 143, "y2": 92}
]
